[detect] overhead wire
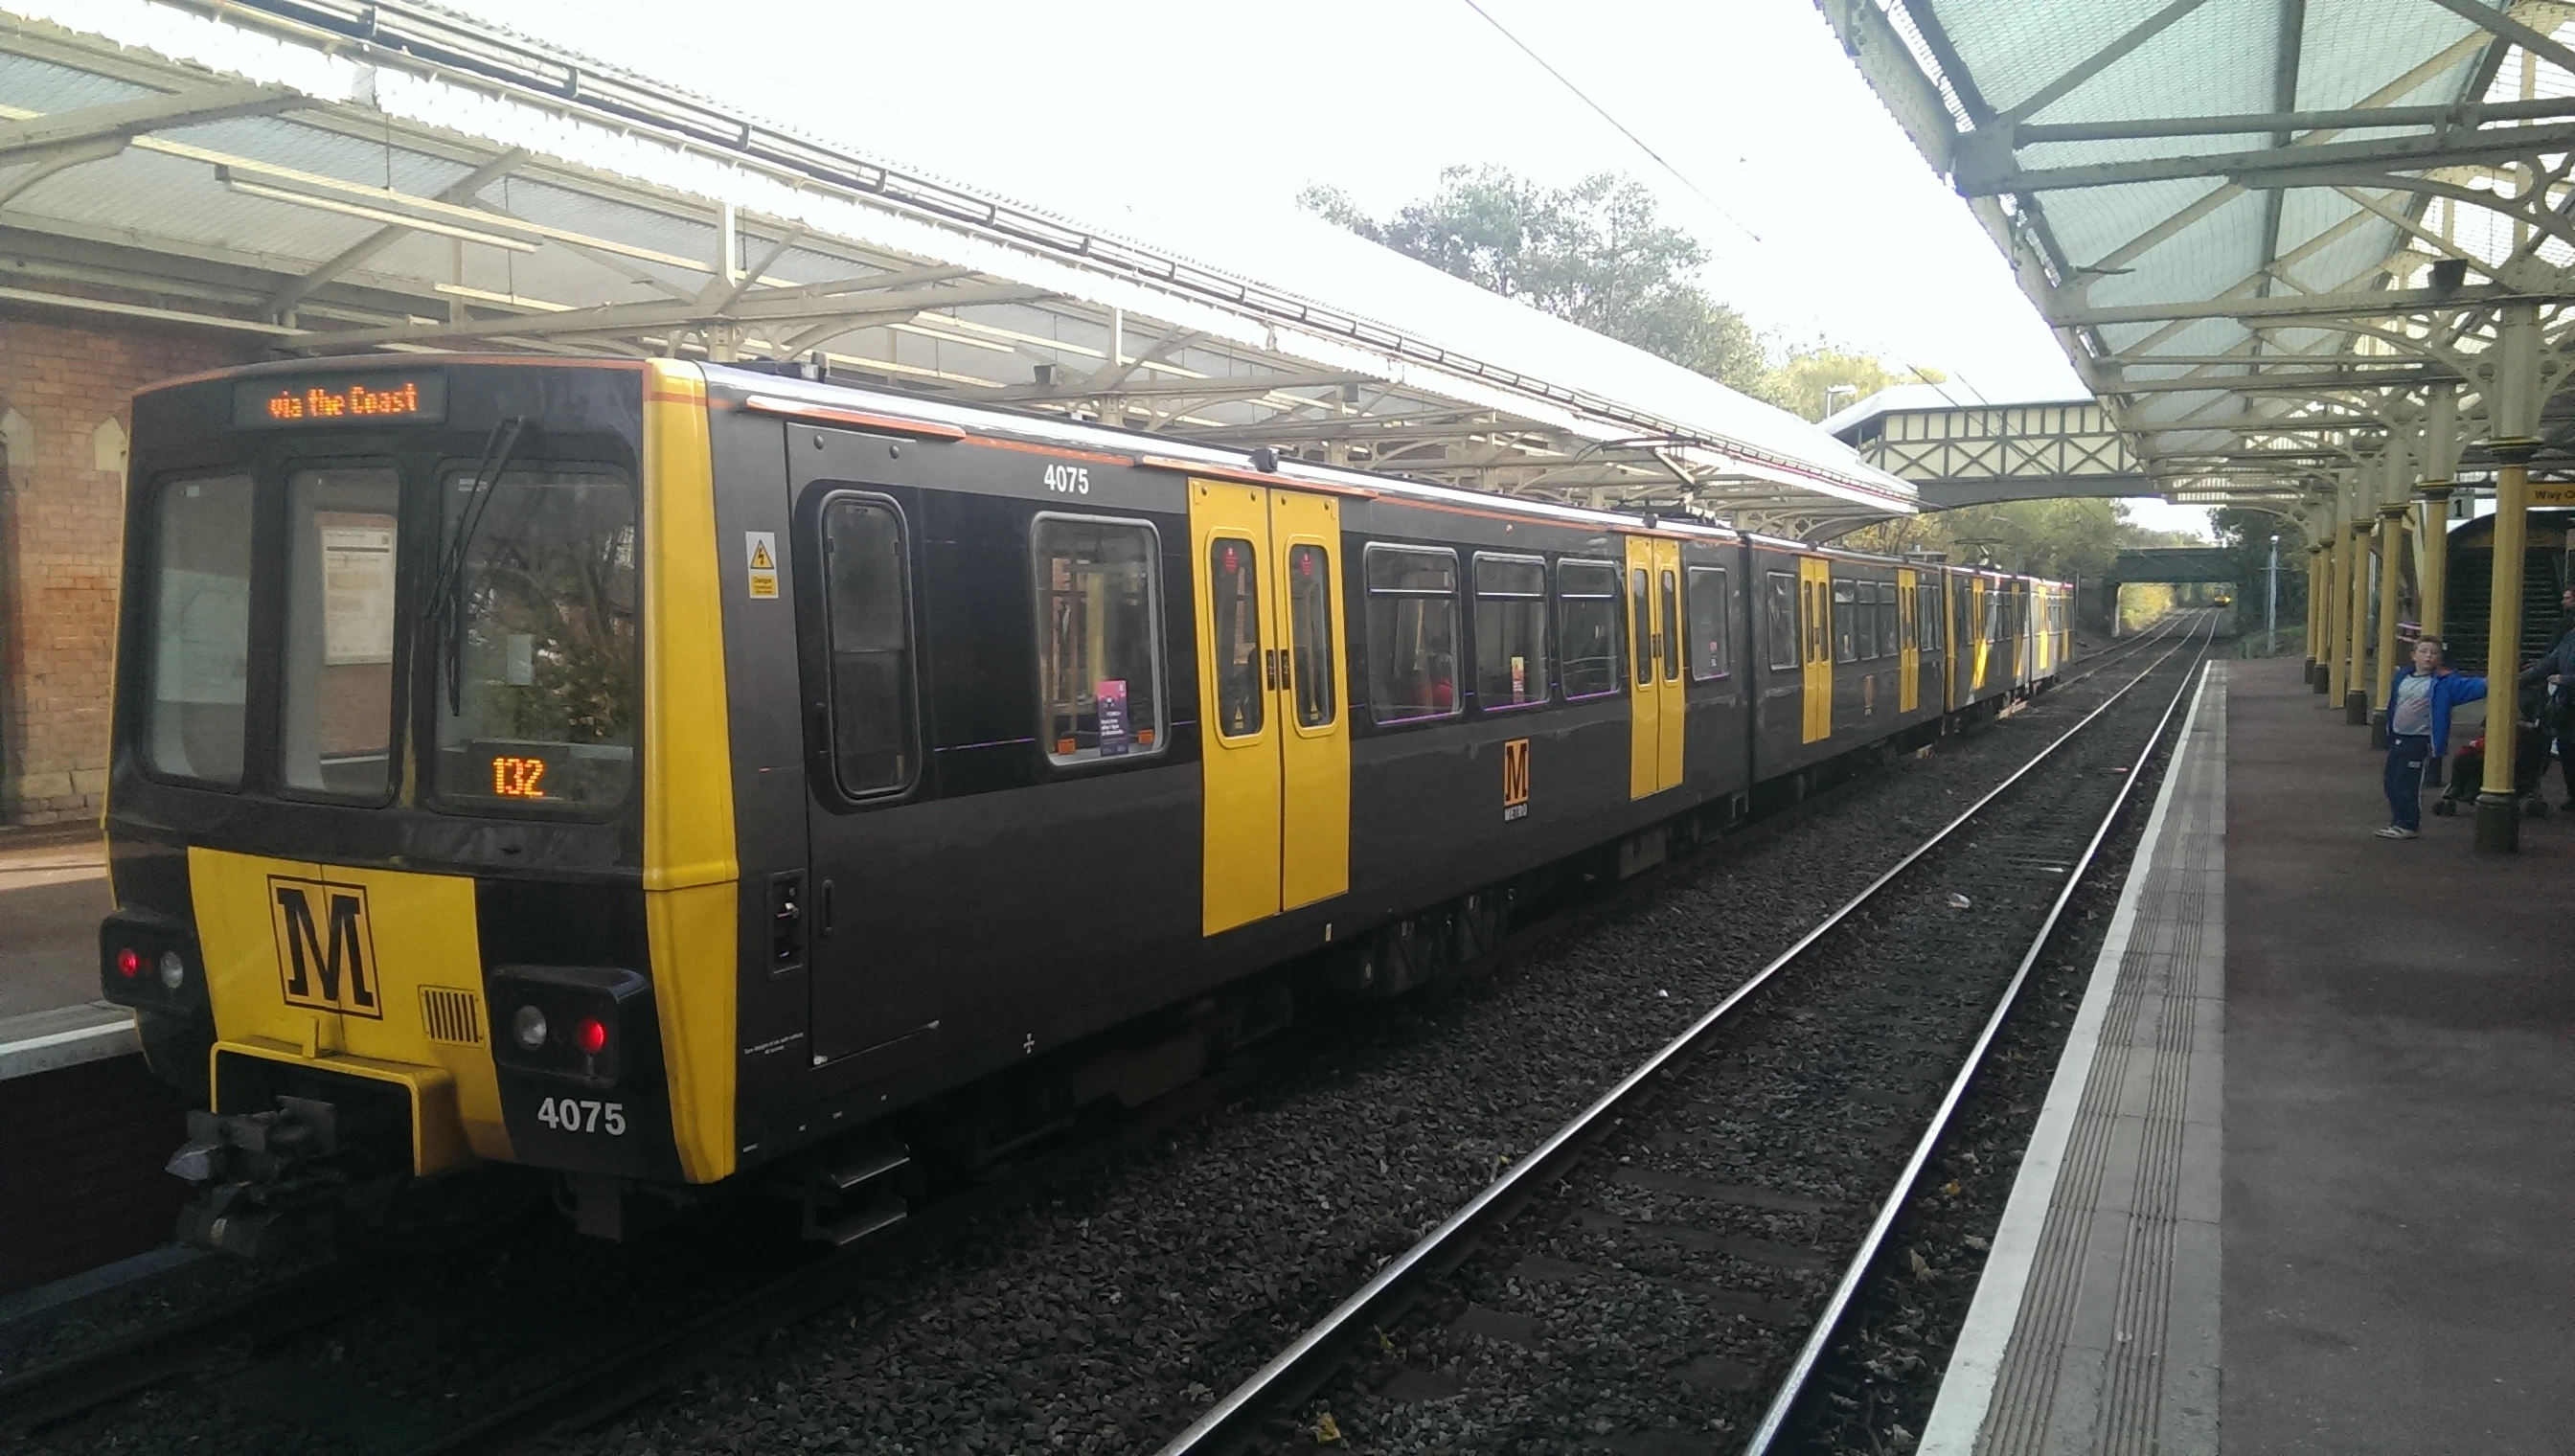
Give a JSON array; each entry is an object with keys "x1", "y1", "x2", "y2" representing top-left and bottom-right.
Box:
[
  {"x1": 1457, "y1": 0, "x2": 2001, "y2": 408},
  {"x1": 1455, "y1": 0, "x2": 1763, "y2": 245}
]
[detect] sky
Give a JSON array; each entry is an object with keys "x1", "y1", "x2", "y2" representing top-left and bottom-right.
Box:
[{"x1": 436, "y1": 0, "x2": 2209, "y2": 537}]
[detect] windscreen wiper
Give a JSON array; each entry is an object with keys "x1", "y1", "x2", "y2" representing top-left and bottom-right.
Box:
[{"x1": 425, "y1": 416, "x2": 530, "y2": 717}]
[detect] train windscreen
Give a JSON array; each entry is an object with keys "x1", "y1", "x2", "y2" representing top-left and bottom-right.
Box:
[{"x1": 433, "y1": 466, "x2": 639, "y2": 810}]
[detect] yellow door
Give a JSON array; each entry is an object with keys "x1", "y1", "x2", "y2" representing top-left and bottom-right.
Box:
[
  {"x1": 1269, "y1": 489, "x2": 1351, "y2": 912},
  {"x1": 1969, "y1": 577, "x2": 1992, "y2": 693},
  {"x1": 1897, "y1": 566, "x2": 1920, "y2": 714},
  {"x1": 1623, "y1": 537, "x2": 1686, "y2": 798},
  {"x1": 1654, "y1": 541, "x2": 1685, "y2": 789},
  {"x1": 1625, "y1": 536, "x2": 1660, "y2": 798},
  {"x1": 1800, "y1": 557, "x2": 1833, "y2": 743},
  {"x1": 1192, "y1": 480, "x2": 1351, "y2": 936}
]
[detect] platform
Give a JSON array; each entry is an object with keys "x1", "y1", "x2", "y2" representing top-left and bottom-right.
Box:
[
  {"x1": 0, "y1": 824, "x2": 111, "y2": 1021},
  {"x1": 1921, "y1": 656, "x2": 2575, "y2": 1454}
]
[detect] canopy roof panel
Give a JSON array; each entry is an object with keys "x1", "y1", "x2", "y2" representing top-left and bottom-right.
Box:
[
  {"x1": 1819, "y1": 0, "x2": 2575, "y2": 514},
  {"x1": 0, "y1": 0, "x2": 1917, "y2": 537}
]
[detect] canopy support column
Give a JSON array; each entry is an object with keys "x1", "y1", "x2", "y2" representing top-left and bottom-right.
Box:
[
  {"x1": 2344, "y1": 508, "x2": 2372, "y2": 726},
  {"x1": 2476, "y1": 305, "x2": 2545, "y2": 853},
  {"x1": 2324, "y1": 492, "x2": 2350, "y2": 702}
]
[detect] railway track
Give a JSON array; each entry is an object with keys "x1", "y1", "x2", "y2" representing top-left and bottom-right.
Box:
[
  {"x1": 1151, "y1": 616, "x2": 2215, "y2": 1455},
  {"x1": 0, "y1": 621, "x2": 2198, "y2": 1456}
]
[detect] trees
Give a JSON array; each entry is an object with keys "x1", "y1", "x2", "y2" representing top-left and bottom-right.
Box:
[
  {"x1": 1844, "y1": 499, "x2": 2198, "y2": 583},
  {"x1": 1300, "y1": 168, "x2": 1775, "y2": 398},
  {"x1": 2211, "y1": 507, "x2": 2308, "y2": 633},
  {"x1": 1770, "y1": 345, "x2": 1946, "y2": 422}
]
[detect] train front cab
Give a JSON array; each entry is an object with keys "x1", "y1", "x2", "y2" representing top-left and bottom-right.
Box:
[{"x1": 99, "y1": 357, "x2": 736, "y2": 1251}]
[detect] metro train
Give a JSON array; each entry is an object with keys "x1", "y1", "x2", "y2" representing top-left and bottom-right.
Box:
[{"x1": 98, "y1": 356, "x2": 2071, "y2": 1250}]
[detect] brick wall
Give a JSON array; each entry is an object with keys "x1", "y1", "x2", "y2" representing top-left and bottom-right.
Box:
[{"x1": 0, "y1": 307, "x2": 256, "y2": 825}]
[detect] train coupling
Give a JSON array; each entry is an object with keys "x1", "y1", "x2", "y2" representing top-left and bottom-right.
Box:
[{"x1": 167, "y1": 1095, "x2": 353, "y2": 1259}]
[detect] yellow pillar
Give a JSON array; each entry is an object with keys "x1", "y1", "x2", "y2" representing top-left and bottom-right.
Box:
[
  {"x1": 2326, "y1": 536, "x2": 2345, "y2": 697},
  {"x1": 2344, "y1": 518, "x2": 2372, "y2": 723},
  {"x1": 2478, "y1": 303, "x2": 2545, "y2": 852},
  {"x1": 2372, "y1": 504, "x2": 2407, "y2": 744},
  {"x1": 2418, "y1": 486, "x2": 2451, "y2": 646},
  {"x1": 2478, "y1": 446, "x2": 2536, "y2": 850},
  {"x1": 2324, "y1": 510, "x2": 2349, "y2": 705}
]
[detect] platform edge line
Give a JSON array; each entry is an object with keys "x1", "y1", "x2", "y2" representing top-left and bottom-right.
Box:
[{"x1": 1916, "y1": 660, "x2": 2223, "y2": 1456}]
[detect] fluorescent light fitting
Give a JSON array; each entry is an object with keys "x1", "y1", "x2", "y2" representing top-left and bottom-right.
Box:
[
  {"x1": 433, "y1": 283, "x2": 573, "y2": 311},
  {"x1": 890, "y1": 321, "x2": 1019, "y2": 355},
  {"x1": 218, "y1": 169, "x2": 539, "y2": 252}
]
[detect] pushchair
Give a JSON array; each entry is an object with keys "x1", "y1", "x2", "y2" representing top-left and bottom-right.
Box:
[{"x1": 2433, "y1": 682, "x2": 2552, "y2": 816}]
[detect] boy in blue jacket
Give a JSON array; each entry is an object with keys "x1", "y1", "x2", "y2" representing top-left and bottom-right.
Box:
[{"x1": 2380, "y1": 637, "x2": 2487, "y2": 839}]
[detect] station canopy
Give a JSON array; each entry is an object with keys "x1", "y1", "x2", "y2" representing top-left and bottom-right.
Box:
[
  {"x1": 1820, "y1": 0, "x2": 2575, "y2": 507},
  {"x1": 0, "y1": 0, "x2": 1917, "y2": 538}
]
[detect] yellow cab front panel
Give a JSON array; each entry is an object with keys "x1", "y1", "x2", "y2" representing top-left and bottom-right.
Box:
[{"x1": 98, "y1": 357, "x2": 735, "y2": 1189}]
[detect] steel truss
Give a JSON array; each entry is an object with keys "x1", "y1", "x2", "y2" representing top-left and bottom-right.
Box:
[{"x1": 0, "y1": 0, "x2": 1911, "y2": 535}]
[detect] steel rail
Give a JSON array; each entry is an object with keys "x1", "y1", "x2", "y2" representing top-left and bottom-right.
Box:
[
  {"x1": 1739, "y1": 622, "x2": 2216, "y2": 1454},
  {"x1": 1151, "y1": 614, "x2": 2217, "y2": 1456}
]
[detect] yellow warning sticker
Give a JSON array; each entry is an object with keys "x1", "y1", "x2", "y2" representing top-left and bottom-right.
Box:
[{"x1": 745, "y1": 531, "x2": 779, "y2": 599}]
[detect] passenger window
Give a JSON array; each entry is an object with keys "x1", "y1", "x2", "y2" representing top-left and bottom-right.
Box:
[
  {"x1": 1833, "y1": 578, "x2": 1857, "y2": 664},
  {"x1": 1688, "y1": 566, "x2": 1729, "y2": 680},
  {"x1": 1764, "y1": 570, "x2": 1797, "y2": 671},
  {"x1": 820, "y1": 495, "x2": 918, "y2": 796},
  {"x1": 1288, "y1": 544, "x2": 1335, "y2": 728},
  {"x1": 1630, "y1": 567, "x2": 1653, "y2": 685},
  {"x1": 1877, "y1": 584, "x2": 1898, "y2": 660},
  {"x1": 1659, "y1": 569, "x2": 1681, "y2": 683},
  {"x1": 144, "y1": 473, "x2": 256, "y2": 787},
  {"x1": 1473, "y1": 553, "x2": 1548, "y2": 710},
  {"x1": 1855, "y1": 581, "x2": 1878, "y2": 660},
  {"x1": 1208, "y1": 536, "x2": 1264, "y2": 739},
  {"x1": 1034, "y1": 515, "x2": 1164, "y2": 764},
  {"x1": 1364, "y1": 544, "x2": 1462, "y2": 723},
  {"x1": 1558, "y1": 558, "x2": 1622, "y2": 698},
  {"x1": 283, "y1": 467, "x2": 401, "y2": 800}
]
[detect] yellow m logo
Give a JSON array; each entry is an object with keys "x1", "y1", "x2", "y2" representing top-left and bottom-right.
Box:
[{"x1": 267, "y1": 876, "x2": 383, "y2": 1018}]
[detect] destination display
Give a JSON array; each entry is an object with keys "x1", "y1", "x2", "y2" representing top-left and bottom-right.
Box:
[{"x1": 234, "y1": 372, "x2": 447, "y2": 428}]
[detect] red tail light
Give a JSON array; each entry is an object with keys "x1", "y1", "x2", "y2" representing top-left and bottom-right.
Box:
[
  {"x1": 116, "y1": 947, "x2": 143, "y2": 979},
  {"x1": 574, "y1": 1016, "x2": 608, "y2": 1057}
]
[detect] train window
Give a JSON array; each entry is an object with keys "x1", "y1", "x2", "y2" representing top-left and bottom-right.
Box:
[
  {"x1": 1630, "y1": 567, "x2": 1652, "y2": 686},
  {"x1": 142, "y1": 472, "x2": 256, "y2": 787},
  {"x1": 1855, "y1": 581, "x2": 1879, "y2": 660},
  {"x1": 282, "y1": 467, "x2": 401, "y2": 801},
  {"x1": 1288, "y1": 544, "x2": 1336, "y2": 728},
  {"x1": 1900, "y1": 582, "x2": 1918, "y2": 653},
  {"x1": 1365, "y1": 544, "x2": 1462, "y2": 723},
  {"x1": 1558, "y1": 557, "x2": 1622, "y2": 698},
  {"x1": 1209, "y1": 536, "x2": 1265, "y2": 739},
  {"x1": 1472, "y1": 553, "x2": 1549, "y2": 710},
  {"x1": 1764, "y1": 570, "x2": 1797, "y2": 671},
  {"x1": 1659, "y1": 570, "x2": 1681, "y2": 683},
  {"x1": 1877, "y1": 584, "x2": 1899, "y2": 660},
  {"x1": 1034, "y1": 515, "x2": 1165, "y2": 765},
  {"x1": 1687, "y1": 566, "x2": 1729, "y2": 679},
  {"x1": 1833, "y1": 578, "x2": 1857, "y2": 664},
  {"x1": 432, "y1": 466, "x2": 639, "y2": 811},
  {"x1": 819, "y1": 495, "x2": 918, "y2": 797}
]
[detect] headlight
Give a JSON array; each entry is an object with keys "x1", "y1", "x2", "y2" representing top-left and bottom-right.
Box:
[
  {"x1": 513, "y1": 1004, "x2": 549, "y2": 1051},
  {"x1": 158, "y1": 950, "x2": 186, "y2": 990}
]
